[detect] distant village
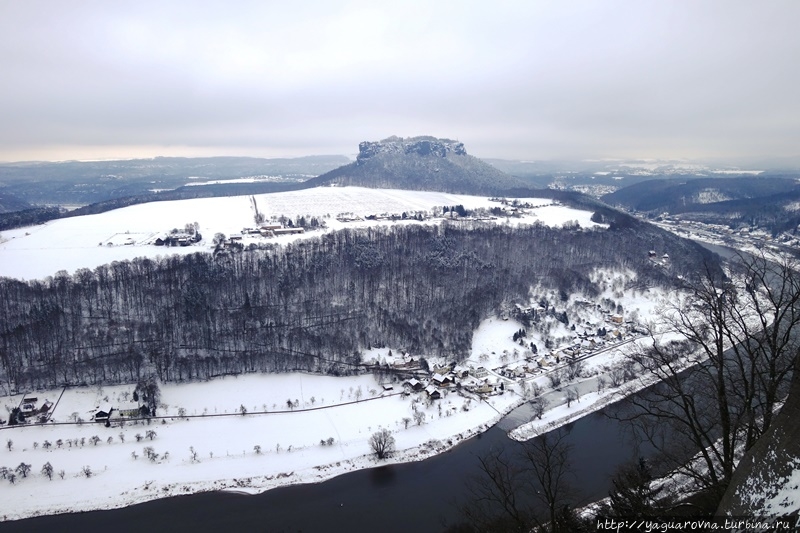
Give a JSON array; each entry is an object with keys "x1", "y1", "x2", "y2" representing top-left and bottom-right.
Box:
[
  {"x1": 216, "y1": 198, "x2": 558, "y2": 250},
  {"x1": 371, "y1": 300, "x2": 645, "y2": 404}
]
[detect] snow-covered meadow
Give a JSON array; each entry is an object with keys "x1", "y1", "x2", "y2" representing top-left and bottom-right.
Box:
[
  {"x1": 0, "y1": 366, "x2": 522, "y2": 521},
  {"x1": 0, "y1": 186, "x2": 603, "y2": 280}
]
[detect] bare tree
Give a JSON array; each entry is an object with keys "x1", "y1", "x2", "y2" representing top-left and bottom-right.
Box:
[
  {"x1": 368, "y1": 428, "x2": 395, "y2": 460},
  {"x1": 530, "y1": 397, "x2": 549, "y2": 420},
  {"x1": 402, "y1": 417, "x2": 412, "y2": 429},
  {"x1": 565, "y1": 387, "x2": 579, "y2": 408},
  {"x1": 413, "y1": 410, "x2": 426, "y2": 426},
  {"x1": 619, "y1": 253, "x2": 800, "y2": 505},
  {"x1": 460, "y1": 446, "x2": 532, "y2": 532},
  {"x1": 565, "y1": 358, "x2": 584, "y2": 381},
  {"x1": 609, "y1": 368, "x2": 625, "y2": 387},
  {"x1": 548, "y1": 369, "x2": 564, "y2": 389},
  {"x1": 459, "y1": 427, "x2": 579, "y2": 532},
  {"x1": 82, "y1": 465, "x2": 92, "y2": 478},
  {"x1": 15, "y1": 462, "x2": 31, "y2": 479},
  {"x1": 143, "y1": 446, "x2": 158, "y2": 462},
  {"x1": 41, "y1": 461, "x2": 54, "y2": 480},
  {"x1": 520, "y1": 428, "x2": 578, "y2": 532}
]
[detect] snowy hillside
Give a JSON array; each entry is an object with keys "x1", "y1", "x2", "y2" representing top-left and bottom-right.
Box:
[{"x1": 0, "y1": 186, "x2": 602, "y2": 280}]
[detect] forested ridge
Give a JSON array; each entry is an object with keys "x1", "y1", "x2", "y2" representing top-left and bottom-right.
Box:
[{"x1": 0, "y1": 222, "x2": 716, "y2": 390}]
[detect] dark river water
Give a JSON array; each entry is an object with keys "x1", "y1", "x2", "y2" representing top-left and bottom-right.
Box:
[{"x1": 0, "y1": 401, "x2": 643, "y2": 533}]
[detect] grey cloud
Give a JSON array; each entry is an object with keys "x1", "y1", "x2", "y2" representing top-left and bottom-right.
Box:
[{"x1": 0, "y1": 0, "x2": 798, "y2": 162}]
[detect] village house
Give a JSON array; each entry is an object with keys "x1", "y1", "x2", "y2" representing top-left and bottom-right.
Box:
[
  {"x1": 472, "y1": 380, "x2": 495, "y2": 395},
  {"x1": 503, "y1": 363, "x2": 525, "y2": 378},
  {"x1": 403, "y1": 378, "x2": 424, "y2": 392},
  {"x1": 424, "y1": 385, "x2": 442, "y2": 400},
  {"x1": 433, "y1": 363, "x2": 451, "y2": 375},
  {"x1": 452, "y1": 365, "x2": 470, "y2": 379},
  {"x1": 431, "y1": 373, "x2": 453, "y2": 387},
  {"x1": 470, "y1": 366, "x2": 489, "y2": 378},
  {"x1": 273, "y1": 227, "x2": 305, "y2": 235}
]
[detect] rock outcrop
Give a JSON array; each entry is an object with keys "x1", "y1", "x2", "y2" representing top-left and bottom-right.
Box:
[
  {"x1": 717, "y1": 356, "x2": 800, "y2": 516},
  {"x1": 306, "y1": 136, "x2": 526, "y2": 195},
  {"x1": 356, "y1": 136, "x2": 467, "y2": 163}
]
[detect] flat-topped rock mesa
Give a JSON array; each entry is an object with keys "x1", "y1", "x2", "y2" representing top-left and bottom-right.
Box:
[
  {"x1": 356, "y1": 136, "x2": 467, "y2": 162},
  {"x1": 306, "y1": 136, "x2": 526, "y2": 195}
]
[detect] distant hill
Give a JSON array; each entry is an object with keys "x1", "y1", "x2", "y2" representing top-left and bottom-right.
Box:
[
  {"x1": 306, "y1": 136, "x2": 527, "y2": 195},
  {"x1": 602, "y1": 176, "x2": 800, "y2": 234},
  {"x1": 0, "y1": 191, "x2": 31, "y2": 213},
  {"x1": 0, "y1": 155, "x2": 349, "y2": 208},
  {"x1": 602, "y1": 176, "x2": 800, "y2": 213}
]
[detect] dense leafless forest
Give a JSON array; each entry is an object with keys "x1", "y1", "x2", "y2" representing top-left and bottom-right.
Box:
[{"x1": 0, "y1": 221, "x2": 716, "y2": 390}]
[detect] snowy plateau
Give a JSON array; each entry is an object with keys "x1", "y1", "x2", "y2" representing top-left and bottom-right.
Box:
[
  {"x1": 0, "y1": 186, "x2": 601, "y2": 280},
  {"x1": 0, "y1": 186, "x2": 673, "y2": 521}
]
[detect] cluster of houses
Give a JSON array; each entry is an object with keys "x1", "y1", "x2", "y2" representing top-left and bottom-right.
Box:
[
  {"x1": 153, "y1": 232, "x2": 203, "y2": 247},
  {"x1": 218, "y1": 223, "x2": 306, "y2": 249},
  {"x1": 400, "y1": 362, "x2": 499, "y2": 401},
  {"x1": 19, "y1": 396, "x2": 53, "y2": 423},
  {"x1": 240, "y1": 224, "x2": 306, "y2": 237},
  {"x1": 392, "y1": 302, "x2": 644, "y2": 402},
  {"x1": 333, "y1": 200, "x2": 555, "y2": 228},
  {"x1": 93, "y1": 401, "x2": 148, "y2": 424}
]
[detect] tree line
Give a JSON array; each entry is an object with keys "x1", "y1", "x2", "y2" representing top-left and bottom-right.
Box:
[{"x1": 0, "y1": 221, "x2": 715, "y2": 391}]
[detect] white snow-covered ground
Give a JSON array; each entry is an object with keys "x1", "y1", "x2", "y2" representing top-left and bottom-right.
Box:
[
  {"x1": 0, "y1": 371, "x2": 521, "y2": 521},
  {"x1": 0, "y1": 278, "x2": 671, "y2": 522},
  {"x1": 0, "y1": 186, "x2": 603, "y2": 280}
]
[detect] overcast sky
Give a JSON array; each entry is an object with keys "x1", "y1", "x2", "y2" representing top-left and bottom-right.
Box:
[{"x1": 0, "y1": 1, "x2": 798, "y2": 163}]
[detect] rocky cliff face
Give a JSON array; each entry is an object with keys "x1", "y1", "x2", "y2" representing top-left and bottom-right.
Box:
[
  {"x1": 307, "y1": 136, "x2": 526, "y2": 195},
  {"x1": 717, "y1": 357, "x2": 800, "y2": 516},
  {"x1": 356, "y1": 136, "x2": 467, "y2": 163}
]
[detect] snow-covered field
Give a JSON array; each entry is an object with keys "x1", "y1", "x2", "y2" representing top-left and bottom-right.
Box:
[
  {"x1": 0, "y1": 370, "x2": 522, "y2": 521},
  {"x1": 0, "y1": 186, "x2": 602, "y2": 280}
]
